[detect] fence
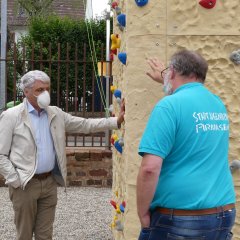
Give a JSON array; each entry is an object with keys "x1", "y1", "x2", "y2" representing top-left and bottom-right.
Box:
[{"x1": 4, "y1": 42, "x2": 113, "y2": 148}]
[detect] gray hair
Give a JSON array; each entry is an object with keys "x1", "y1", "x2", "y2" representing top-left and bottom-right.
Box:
[
  {"x1": 170, "y1": 50, "x2": 208, "y2": 82},
  {"x1": 20, "y1": 70, "x2": 50, "y2": 90}
]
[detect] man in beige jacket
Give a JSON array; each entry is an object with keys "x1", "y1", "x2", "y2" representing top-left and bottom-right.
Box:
[{"x1": 0, "y1": 70, "x2": 125, "y2": 240}]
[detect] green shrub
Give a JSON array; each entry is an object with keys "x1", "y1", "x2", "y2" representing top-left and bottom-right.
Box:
[{"x1": 7, "y1": 15, "x2": 112, "y2": 111}]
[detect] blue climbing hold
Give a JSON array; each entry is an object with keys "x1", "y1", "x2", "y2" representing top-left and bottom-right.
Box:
[
  {"x1": 114, "y1": 141, "x2": 123, "y2": 154},
  {"x1": 117, "y1": 13, "x2": 126, "y2": 27},
  {"x1": 135, "y1": 0, "x2": 148, "y2": 7},
  {"x1": 114, "y1": 90, "x2": 122, "y2": 99},
  {"x1": 118, "y1": 52, "x2": 127, "y2": 65},
  {"x1": 120, "y1": 204, "x2": 125, "y2": 213}
]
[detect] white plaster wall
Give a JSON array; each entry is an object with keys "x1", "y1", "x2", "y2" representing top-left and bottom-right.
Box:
[{"x1": 11, "y1": 27, "x2": 28, "y2": 42}]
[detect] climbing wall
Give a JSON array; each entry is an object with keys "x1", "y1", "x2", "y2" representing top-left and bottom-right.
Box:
[{"x1": 110, "y1": 0, "x2": 240, "y2": 239}]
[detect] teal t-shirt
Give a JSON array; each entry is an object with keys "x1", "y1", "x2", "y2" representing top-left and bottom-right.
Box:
[{"x1": 139, "y1": 82, "x2": 235, "y2": 210}]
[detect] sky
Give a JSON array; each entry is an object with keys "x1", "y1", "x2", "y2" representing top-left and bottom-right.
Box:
[{"x1": 92, "y1": 0, "x2": 109, "y2": 18}]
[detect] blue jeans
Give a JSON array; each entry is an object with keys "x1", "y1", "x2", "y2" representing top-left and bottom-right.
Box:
[{"x1": 138, "y1": 208, "x2": 236, "y2": 240}]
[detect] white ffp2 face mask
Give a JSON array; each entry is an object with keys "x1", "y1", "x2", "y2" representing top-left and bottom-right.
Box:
[{"x1": 35, "y1": 91, "x2": 51, "y2": 109}]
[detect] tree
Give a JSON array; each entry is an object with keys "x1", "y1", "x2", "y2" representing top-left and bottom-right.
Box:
[
  {"x1": 7, "y1": 16, "x2": 110, "y2": 112},
  {"x1": 17, "y1": 0, "x2": 54, "y2": 17},
  {"x1": 16, "y1": 0, "x2": 85, "y2": 19}
]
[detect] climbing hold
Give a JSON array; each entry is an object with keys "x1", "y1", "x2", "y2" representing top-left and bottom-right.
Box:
[
  {"x1": 135, "y1": 0, "x2": 148, "y2": 7},
  {"x1": 230, "y1": 160, "x2": 240, "y2": 173},
  {"x1": 115, "y1": 191, "x2": 119, "y2": 197},
  {"x1": 110, "y1": 200, "x2": 117, "y2": 209},
  {"x1": 112, "y1": 134, "x2": 119, "y2": 141},
  {"x1": 111, "y1": 85, "x2": 117, "y2": 93},
  {"x1": 111, "y1": 137, "x2": 115, "y2": 145},
  {"x1": 117, "y1": 13, "x2": 126, "y2": 27},
  {"x1": 111, "y1": 49, "x2": 117, "y2": 55},
  {"x1": 122, "y1": 201, "x2": 126, "y2": 208},
  {"x1": 111, "y1": 222, "x2": 116, "y2": 228},
  {"x1": 118, "y1": 138, "x2": 124, "y2": 147},
  {"x1": 110, "y1": 49, "x2": 117, "y2": 61},
  {"x1": 111, "y1": 134, "x2": 118, "y2": 145},
  {"x1": 113, "y1": 89, "x2": 122, "y2": 104},
  {"x1": 114, "y1": 140, "x2": 123, "y2": 154},
  {"x1": 111, "y1": 134, "x2": 119, "y2": 145},
  {"x1": 114, "y1": 89, "x2": 122, "y2": 99},
  {"x1": 118, "y1": 52, "x2": 127, "y2": 65},
  {"x1": 115, "y1": 220, "x2": 124, "y2": 231},
  {"x1": 116, "y1": 205, "x2": 121, "y2": 214},
  {"x1": 115, "y1": 6, "x2": 122, "y2": 15},
  {"x1": 111, "y1": 34, "x2": 121, "y2": 50},
  {"x1": 110, "y1": 52, "x2": 114, "y2": 61},
  {"x1": 199, "y1": 0, "x2": 216, "y2": 9},
  {"x1": 230, "y1": 50, "x2": 240, "y2": 64},
  {"x1": 120, "y1": 204, "x2": 125, "y2": 213},
  {"x1": 111, "y1": 1, "x2": 118, "y2": 9}
]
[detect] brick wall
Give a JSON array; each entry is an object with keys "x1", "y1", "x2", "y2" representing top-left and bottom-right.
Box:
[
  {"x1": 66, "y1": 148, "x2": 112, "y2": 187},
  {"x1": 0, "y1": 148, "x2": 112, "y2": 187}
]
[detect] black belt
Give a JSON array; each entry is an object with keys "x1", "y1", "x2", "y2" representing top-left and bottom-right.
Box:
[
  {"x1": 155, "y1": 203, "x2": 235, "y2": 216},
  {"x1": 32, "y1": 171, "x2": 52, "y2": 180}
]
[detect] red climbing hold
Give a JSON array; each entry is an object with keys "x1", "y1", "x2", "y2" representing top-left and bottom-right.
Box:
[
  {"x1": 110, "y1": 200, "x2": 117, "y2": 209},
  {"x1": 110, "y1": 52, "x2": 114, "y2": 61},
  {"x1": 199, "y1": 0, "x2": 216, "y2": 9},
  {"x1": 111, "y1": 49, "x2": 117, "y2": 55},
  {"x1": 111, "y1": 1, "x2": 118, "y2": 9},
  {"x1": 111, "y1": 137, "x2": 115, "y2": 145}
]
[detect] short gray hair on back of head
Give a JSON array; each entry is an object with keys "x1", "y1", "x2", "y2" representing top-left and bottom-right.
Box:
[
  {"x1": 20, "y1": 70, "x2": 50, "y2": 91},
  {"x1": 170, "y1": 50, "x2": 208, "y2": 82}
]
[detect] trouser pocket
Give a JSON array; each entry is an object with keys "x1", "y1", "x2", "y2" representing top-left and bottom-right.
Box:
[
  {"x1": 167, "y1": 233, "x2": 205, "y2": 239},
  {"x1": 226, "y1": 232, "x2": 233, "y2": 240},
  {"x1": 138, "y1": 227, "x2": 151, "y2": 240}
]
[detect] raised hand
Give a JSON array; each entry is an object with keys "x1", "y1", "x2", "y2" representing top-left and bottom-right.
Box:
[{"x1": 146, "y1": 58, "x2": 165, "y2": 84}]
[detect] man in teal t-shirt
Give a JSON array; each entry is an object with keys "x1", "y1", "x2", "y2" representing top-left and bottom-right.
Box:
[{"x1": 137, "y1": 50, "x2": 236, "y2": 240}]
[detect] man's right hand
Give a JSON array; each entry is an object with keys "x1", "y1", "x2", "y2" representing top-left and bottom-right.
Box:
[
  {"x1": 146, "y1": 58, "x2": 165, "y2": 84},
  {"x1": 117, "y1": 98, "x2": 125, "y2": 128}
]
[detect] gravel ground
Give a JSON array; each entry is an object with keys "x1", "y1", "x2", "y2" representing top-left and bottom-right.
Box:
[{"x1": 0, "y1": 187, "x2": 114, "y2": 240}]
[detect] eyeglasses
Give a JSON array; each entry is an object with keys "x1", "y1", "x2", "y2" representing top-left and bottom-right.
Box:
[{"x1": 161, "y1": 67, "x2": 169, "y2": 79}]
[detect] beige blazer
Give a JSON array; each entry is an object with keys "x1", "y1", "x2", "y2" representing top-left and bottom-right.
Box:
[{"x1": 0, "y1": 98, "x2": 118, "y2": 189}]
